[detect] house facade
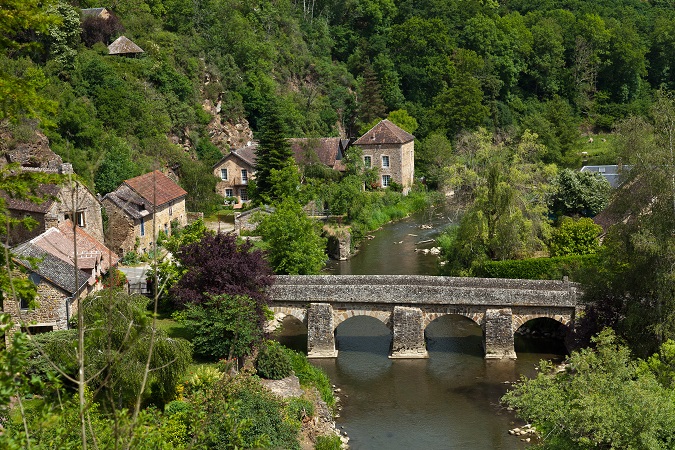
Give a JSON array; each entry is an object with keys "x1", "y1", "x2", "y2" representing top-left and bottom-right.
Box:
[
  {"x1": 5, "y1": 164, "x2": 104, "y2": 246},
  {"x1": 212, "y1": 144, "x2": 256, "y2": 208},
  {"x1": 102, "y1": 170, "x2": 187, "y2": 255},
  {"x1": 6, "y1": 221, "x2": 119, "y2": 345},
  {"x1": 353, "y1": 119, "x2": 415, "y2": 194}
]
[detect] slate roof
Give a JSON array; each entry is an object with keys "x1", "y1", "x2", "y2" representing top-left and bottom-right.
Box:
[
  {"x1": 102, "y1": 185, "x2": 151, "y2": 220},
  {"x1": 353, "y1": 119, "x2": 414, "y2": 146},
  {"x1": 213, "y1": 144, "x2": 258, "y2": 169},
  {"x1": 580, "y1": 165, "x2": 631, "y2": 188},
  {"x1": 80, "y1": 7, "x2": 108, "y2": 18},
  {"x1": 108, "y1": 36, "x2": 144, "y2": 55},
  {"x1": 13, "y1": 241, "x2": 89, "y2": 295},
  {"x1": 2, "y1": 184, "x2": 60, "y2": 213},
  {"x1": 123, "y1": 170, "x2": 187, "y2": 207},
  {"x1": 289, "y1": 138, "x2": 348, "y2": 171}
]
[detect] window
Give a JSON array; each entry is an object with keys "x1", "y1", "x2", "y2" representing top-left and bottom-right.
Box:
[
  {"x1": 225, "y1": 188, "x2": 234, "y2": 197},
  {"x1": 364, "y1": 155, "x2": 372, "y2": 168},
  {"x1": 382, "y1": 175, "x2": 391, "y2": 187},
  {"x1": 65, "y1": 211, "x2": 86, "y2": 227},
  {"x1": 220, "y1": 168, "x2": 228, "y2": 180},
  {"x1": 381, "y1": 155, "x2": 390, "y2": 168},
  {"x1": 240, "y1": 188, "x2": 248, "y2": 201},
  {"x1": 169, "y1": 204, "x2": 173, "y2": 216},
  {"x1": 241, "y1": 169, "x2": 248, "y2": 182},
  {"x1": 140, "y1": 218, "x2": 145, "y2": 236}
]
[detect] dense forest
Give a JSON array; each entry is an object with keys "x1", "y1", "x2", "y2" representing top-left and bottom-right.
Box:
[
  {"x1": 3, "y1": 0, "x2": 675, "y2": 448},
  {"x1": 5, "y1": 0, "x2": 675, "y2": 209}
]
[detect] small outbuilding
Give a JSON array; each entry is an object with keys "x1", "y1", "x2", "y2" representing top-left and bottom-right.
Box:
[{"x1": 107, "y1": 36, "x2": 144, "y2": 56}]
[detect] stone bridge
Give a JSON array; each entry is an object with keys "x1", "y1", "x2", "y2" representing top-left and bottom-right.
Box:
[{"x1": 268, "y1": 275, "x2": 582, "y2": 360}]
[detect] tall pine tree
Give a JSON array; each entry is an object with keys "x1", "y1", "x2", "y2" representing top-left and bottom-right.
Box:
[{"x1": 252, "y1": 100, "x2": 294, "y2": 204}]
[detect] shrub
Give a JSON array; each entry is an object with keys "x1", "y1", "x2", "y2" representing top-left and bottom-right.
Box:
[
  {"x1": 183, "y1": 365, "x2": 223, "y2": 396},
  {"x1": 286, "y1": 396, "x2": 314, "y2": 421},
  {"x1": 256, "y1": 340, "x2": 293, "y2": 380},
  {"x1": 315, "y1": 434, "x2": 342, "y2": 450},
  {"x1": 121, "y1": 251, "x2": 140, "y2": 265},
  {"x1": 284, "y1": 348, "x2": 335, "y2": 407},
  {"x1": 549, "y1": 217, "x2": 602, "y2": 256},
  {"x1": 472, "y1": 254, "x2": 599, "y2": 280}
]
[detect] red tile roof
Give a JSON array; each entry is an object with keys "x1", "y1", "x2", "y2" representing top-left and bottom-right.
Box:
[
  {"x1": 353, "y1": 119, "x2": 415, "y2": 145},
  {"x1": 123, "y1": 170, "x2": 187, "y2": 207}
]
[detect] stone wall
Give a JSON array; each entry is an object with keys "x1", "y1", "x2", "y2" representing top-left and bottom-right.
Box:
[
  {"x1": 51, "y1": 181, "x2": 104, "y2": 243},
  {"x1": 270, "y1": 275, "x2": 579, "y2": 308},
  {"x1": 358, "y1": 140, "x2": 414, "y2": 194},
  {"x1": 102, "y1": 198, "x2": 137, "y2": 255}
]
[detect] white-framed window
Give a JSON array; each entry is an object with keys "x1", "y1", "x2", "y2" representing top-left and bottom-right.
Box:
[
  {"x1": 66, "y1": 211, "x2": 86, "y2": 227},
  {"x1": 381, "y1": 155, "x2": 390, "y2": 168},
  {"x1": 169, "y1": 204, "x2": 173, "y2": 216},
  {"x1": 225, "y1": 188, "x2": 234, "y2": 197},
  {"x1": 220, "y1": 168, "x2": 228, "y2": 180},
  {"x1": 241, "y1": 169, "x2": 248, "y2": 182},
  {"x1": 240, "y1": 188, "x2": 248, "y2": 201},
  {"x1": 364, "y1": 155, "x2": 372, "y2": 168},
  {"x1": 140, "y1": 217, "x2": 145, "y2": 236},
  {"x1": 382, "y1": 174, "x2": 391, "y2": 187}
]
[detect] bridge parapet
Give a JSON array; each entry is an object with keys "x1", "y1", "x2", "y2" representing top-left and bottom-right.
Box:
[
  {"x1": 270, "y1": 275, "x2": 580, "y2": 308},
  {"x1": 269, "y1": 275, "x2": 582, "y2": 360}
]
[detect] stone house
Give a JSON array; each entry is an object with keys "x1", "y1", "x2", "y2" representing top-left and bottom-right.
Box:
[
  {"x1": 353, "y1": 119, "x2": 415, "y2": 194},
  {"x1": 80, "y1": 7, "x2": 111, "y2": 19},
  {"x1": 102, "y1": 170, "x2": 188, "y2": 255},
  {"x1": 6, "y1": 221, "x2": 119, "y2": 345},
  {"x1": 107, "y1": 36, "x2": 144, "y2": 56},
  {"x1": 288, "y1": 137, "x2": 349, "y2": 172},
  {"x1": 212, "y1": 144, "x2": 256, "y2": 209},
  {"x1": 3, "y1": 164, "x2": 104, "y2": 246}
]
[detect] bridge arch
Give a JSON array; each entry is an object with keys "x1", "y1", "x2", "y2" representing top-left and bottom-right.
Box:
[
  {"x1": 422, "y1": 308, "x2": 484, "y2": 329},
  {"x1": 333, "y1": 307, "x2": 392, "y2": 331},
  {"x1": 512, "y1": 313, "x2": 572, "y2": 334},
  {"x1": 269, "y1": 306, "x2": 307, "y2": 326}
]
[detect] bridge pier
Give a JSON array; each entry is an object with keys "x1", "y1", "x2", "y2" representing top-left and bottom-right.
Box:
[
  {"x1": 484, "y1": 308, "x2": 517, "y2": 359},
  {"x1": 390, "y1": 306, "x2": 428, "y2": 358},
  {"x1": 307, "y1": 303, "x2": 337, "y2": 358}
]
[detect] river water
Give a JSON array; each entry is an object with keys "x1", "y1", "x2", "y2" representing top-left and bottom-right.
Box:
[{"x1": 277, "y1": 208, "x2": 565, "y2": 449}]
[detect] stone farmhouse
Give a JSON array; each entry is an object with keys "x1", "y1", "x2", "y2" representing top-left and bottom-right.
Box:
[
  {"x1": 212, "y1": 144, "x2": 257, "y2": 208},
  {"x1": 212, "y1": 120, "x2": 415, "y2": 203},
  {"x1": 102, "y1": 170, "x2": 187, "y2": 255},
  {"x1": 288, "y1": 137, "x2": 349, "y2": 172},
  {"x1": 3, "y1": 164, "x2": 104, "y2": 247},
  {"x1": 353, "y1": 119, "x2": 415, "y2": 194},
  {"x1": 6, "y1": 221, "x2": 119, "y2": 345}
]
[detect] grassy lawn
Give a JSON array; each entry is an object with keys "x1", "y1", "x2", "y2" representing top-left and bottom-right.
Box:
[
  {"x1": 577, "y1": 133, "x2": 619, "y2": 166},
  {"x1": 154, "y1": 313, "x2": 193, "y2": 341}
]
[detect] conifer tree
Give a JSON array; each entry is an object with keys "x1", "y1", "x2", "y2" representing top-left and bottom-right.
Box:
[
  {"x1": 252, "y1": 100, "x2": 294, "y2": 204},
  {"x1": 357, "y1": 63, "x2": 387, "y2": 128}
]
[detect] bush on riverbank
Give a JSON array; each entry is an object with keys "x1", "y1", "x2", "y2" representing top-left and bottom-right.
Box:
[
  {"x1": 471, "y1": 254, "x2": 599, "y2": 280},
  {"x1": 284, "y1": 348, "x2": 336, "y2": 408}
]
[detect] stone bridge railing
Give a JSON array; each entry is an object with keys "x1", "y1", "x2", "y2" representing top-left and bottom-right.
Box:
[{"x1": 268, "y1": 275, "x2": 582, "y2": 360}]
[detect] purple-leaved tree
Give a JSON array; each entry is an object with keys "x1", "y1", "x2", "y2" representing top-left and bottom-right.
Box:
[{"x1": 170, "y1": 233, "x2": 274, "y2": 321}]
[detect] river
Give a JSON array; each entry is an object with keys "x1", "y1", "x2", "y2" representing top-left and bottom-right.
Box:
[{"x1": 277, "y1": 207, "x2": 566, "y2": 449}]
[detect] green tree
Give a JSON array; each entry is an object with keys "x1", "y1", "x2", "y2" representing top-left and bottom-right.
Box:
[
  {"x1": 549, "y1": 217, "x2": 602, "y2": 257},
  {"x1": 26, "y1": 291, "x2": 192, "y2": 410},
  {"x1": 503, "y1": 329, "x2": 675, "y2": 449},
  {"x1": 252, "y1": 101, "x2": 294, "y2": 204},
  {"x1": 177, "y1": 294, "x2": 263, "y2": 360},
  {"x1": 255, "y1": 198, "x2": 327, "y2": 275},
  {"x1": 582, "y1": 91, "x2": 675, "y2": 356},
  {"x1": 549, "y1": 168, "x2": 611, "y2": 218},
  {"x1": 94, "y1": 134, "x2": 140, "y2": 194}
]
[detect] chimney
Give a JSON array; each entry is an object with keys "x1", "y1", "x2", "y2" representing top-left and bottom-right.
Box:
[{"x1": 59, "y1": 163, "x2": 74, "y2": 174}]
